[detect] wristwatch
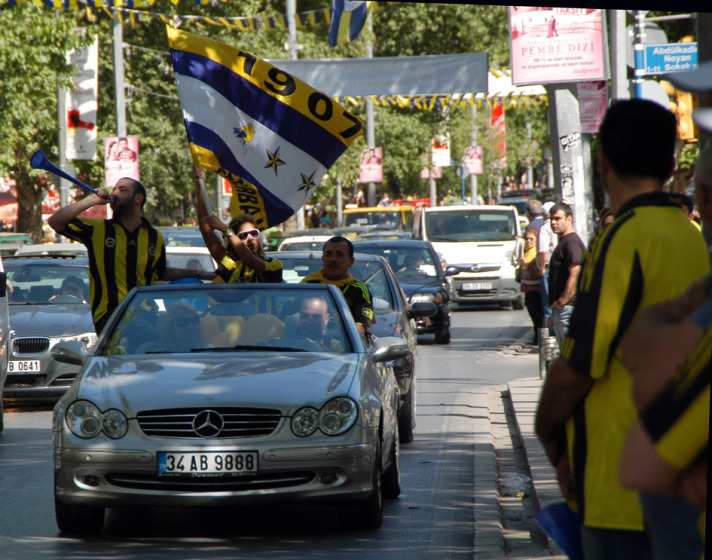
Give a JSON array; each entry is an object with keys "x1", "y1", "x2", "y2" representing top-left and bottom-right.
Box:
[{"x1": 224, "y1": 229, "x2": 234, "y2": 239}]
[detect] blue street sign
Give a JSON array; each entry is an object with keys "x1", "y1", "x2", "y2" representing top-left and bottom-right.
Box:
[{"x1": 644, "y1": 42, "x2": 698, "y2": 75}]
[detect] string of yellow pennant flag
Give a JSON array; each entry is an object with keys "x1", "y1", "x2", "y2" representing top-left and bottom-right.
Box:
[{"x1": 4, "y1": 0, "x2": 393, "y2": 31}]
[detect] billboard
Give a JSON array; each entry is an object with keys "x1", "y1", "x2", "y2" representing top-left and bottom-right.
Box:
[
  {"x1": 65, "y1": 30, "x2": 98, "y2": 160},
  {"x1": 509, "y1": 7, "x2": 607, "y2": 86},
  {"x1": 104, "y1": 136, "x2": 140, "y2": 189},
  {"x1": 359, "y1": 148, "x2": 383, "y2": 183}
]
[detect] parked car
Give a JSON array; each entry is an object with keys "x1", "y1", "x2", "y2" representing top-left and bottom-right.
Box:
[
  {"x1": 156, "y1": 226, "x2": 205, "y2": 247},
  {"x1": 276, "y1": 234, "x2": 333, "y2": 252},
  {"x1": 165, "y1": 246, "x2": 216, "y2": 273},
  {"x1": 3, "y1": 255, "x2": 95, "y2": 401},
  {"x1": 52, "y1": 283, "x2": 408, "y2": 533},
  {"x1": 15, "y1": 242, "x2": 87, "y2": 256},
  {"x1": 353, "y1": 240, "x2": 458, "y2": 344},
  {"x1": 0, "y1": 254, "x2": 10, "y2": 430},
  {"x1": 273, "y1": 251, "x2": 436, "y2": 443}
]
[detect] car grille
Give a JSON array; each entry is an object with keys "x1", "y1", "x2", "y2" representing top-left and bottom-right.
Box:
[
  {"x1": 105, "y1": 471, "x2": 313, "y2": 492},
  {"x1": 136, "y1": 407, "x2": 283, "y2": 439},
  {"x1": 13, "y1": 337, "x2": 50, "y2": 355}
]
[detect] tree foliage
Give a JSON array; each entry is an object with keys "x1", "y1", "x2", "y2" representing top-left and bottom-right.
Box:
[{"x1": 1, "y1": 3, "x2": 694, "y2": 237}]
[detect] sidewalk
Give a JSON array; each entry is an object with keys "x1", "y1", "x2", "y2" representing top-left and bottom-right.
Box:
[{"x1": 473, "y1": 371, "x2": 569, "y2": 559}]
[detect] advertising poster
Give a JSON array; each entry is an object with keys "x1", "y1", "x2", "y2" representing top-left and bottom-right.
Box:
[
  {"x1": 577, "y1": 81, "x2": 608, "y2": 133},
  {"x1": 0, "y1": 178, "x2": 18, "y2": 230},
  {"x1": 491, "y1": 101, "x2": 507, "y2": 169},
  {"x1": 432, "y1": 136, "x2": 451, "y2": 168},
  {"x1": 65, "y1": 30, "x2": 98, "y2": 160},
  {"x1": 104, "y1": 136, "x2": 140, "y2": 189},
  {"x1": 509, "y1": 7, "x2": 607, "y2": 86},
  {"x1": 359, "y1": 148, "x2": 383, "y2": 183},
  {"x1": 464, "y1": 146, "x2": 484, "y2": 175}
]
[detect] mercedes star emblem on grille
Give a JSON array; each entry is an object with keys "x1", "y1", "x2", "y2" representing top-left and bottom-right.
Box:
[{"x1": 192, "y1": 410, "x2": 224, "y2": 437}]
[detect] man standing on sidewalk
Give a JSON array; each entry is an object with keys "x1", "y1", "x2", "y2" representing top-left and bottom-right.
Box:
[
  {"x1": 547, "y1": 202, "x2": 585, "y2": 349},
  {"x1": 534, "y1": 99, "x2": 710, "y2": 560}
]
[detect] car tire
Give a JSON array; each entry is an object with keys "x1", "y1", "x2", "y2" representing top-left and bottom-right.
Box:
[
  {"x1": 382, "y1": 430, "x2": 401, "y2": 499},
  {"x1": 398, "y1": 387, "x2": 415, "y2": 444},
  {"x1": 512, "y1": 297, "x2": 525, "y2": 310},
  {"x1": 434, "y1": 316, "x2": 451, "y2": 344},
  {"x1": 340, "y1": 446, "x2": 384, "y2": 530},
  {"x1": 55, "y1": 492, "x2": 105, "y2": 534}
]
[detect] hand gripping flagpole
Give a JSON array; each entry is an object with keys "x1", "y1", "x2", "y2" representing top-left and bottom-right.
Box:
[{"x1": 196, "y1": 172, "x2": 224, "y2": 245}]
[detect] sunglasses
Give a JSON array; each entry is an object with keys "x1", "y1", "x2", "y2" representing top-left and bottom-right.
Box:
[
  {"x1": 299, "y1": 312, "x2": 325, "y2": 321},
  {"x1": 173, "y1": 316, "x2": 200, "y2": 328},
  {"x1": 237, "y1": 228, "x2": 259, "y2": 241}
]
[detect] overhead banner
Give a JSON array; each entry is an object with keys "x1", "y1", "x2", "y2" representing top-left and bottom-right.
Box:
[
  {"x1": 267, "y1": 53, "x2": 489, "y2": 97},
  {"x1": 508, "y1": 7, "x2": 607, "y2": 86},
  {"x1": 65, "y1": 30, "x2": 98, "y2": 160}
]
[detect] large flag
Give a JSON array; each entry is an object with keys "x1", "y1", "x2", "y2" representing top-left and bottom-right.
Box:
[
  {"x1": 328, "y1": 0, "x2": 370, "y2": 48},
  {"x1": 166, "y1": 27, "x2": 363, "y2": 229}
]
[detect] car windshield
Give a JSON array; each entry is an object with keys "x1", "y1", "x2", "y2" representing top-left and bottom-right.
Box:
[
  {"x1": 102, "y1": 286, "x2": 353, "y2": 356},
  {"x1": 5, "y1": 262, "x2": 90, "y2": 304},
  {"x1": 425, "y1": 210, "x2": 517, "y2": 242},
  {"x1": 344, "y1": 210, "x2": 410, "y2": 230},
  {"x1": 165, "y1": 252, "x2": 215, "y2": 271},
  {"x1": 279, "y1": 257, "x2": 395, "y2": 311},
  {"x1": 355, "y1": 247, "x2": 438, "y2": 279},
  {"x1": 159, "y1": 228, "x2": 205, "y2": 247}
]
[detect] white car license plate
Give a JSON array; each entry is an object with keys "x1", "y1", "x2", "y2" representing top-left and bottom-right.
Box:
[
  {"x1": 461, "y1": 282, "x2": 493, "y2": 291},
  {"x1": 158, "y1": 451, "x2": 258, "y2": 477},
  {"x1": 7, "y1": 360, "x2": 41, "y2": 373}
]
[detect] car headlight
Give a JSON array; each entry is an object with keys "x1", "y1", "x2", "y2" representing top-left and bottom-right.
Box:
[
  {"x1": 65, "y1": 400, "x2": 128, "y2": 439},
  {"x1": 61, "y1": 332, "x2": 98, "y2": 350},
  {"x1": 411, "y1": 293, "x2": 441, "y2": 305},
  {"x1": 291, "y1": 397, "x2": 358, "y2": 437}
]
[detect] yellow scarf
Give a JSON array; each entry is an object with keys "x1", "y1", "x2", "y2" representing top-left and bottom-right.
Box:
[
  {"x1": 303, "y1": 269, "x2": 357, "y2": 288},
  {"x1": 522, "y1": 245, "x2": 537, "y2": 267}
]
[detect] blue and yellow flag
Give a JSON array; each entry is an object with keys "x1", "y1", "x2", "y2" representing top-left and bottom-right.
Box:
[
  {"x1": 328, "y1": 0, "x2": 370, "y2": 48},
  {"x1": 166, "y1": 27, "x2": 363, "y2": 229}
]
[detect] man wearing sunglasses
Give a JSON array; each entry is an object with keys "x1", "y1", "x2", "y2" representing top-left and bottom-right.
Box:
[
  {"x1": 296, "y1": 296, "x2": 344, "y2": 351},
  {"x1": 193, "y1": 167, "x2": 283, "y2": 284}
]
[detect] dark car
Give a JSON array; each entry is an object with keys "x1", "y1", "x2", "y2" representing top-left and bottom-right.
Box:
[
  {"x1": 272, "y1": 251, "x2": 436, "y2": 443},
  {"x1": 3, "y1": 255, "x2": 96, "y2": 401},
  {"x1": 353, "y1": 240, "x2": 459, "y2": 344}
]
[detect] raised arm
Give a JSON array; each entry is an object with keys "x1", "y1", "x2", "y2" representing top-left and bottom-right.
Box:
[{"x1": 48, "y1": 191, "x2": 111, "y2": 234}]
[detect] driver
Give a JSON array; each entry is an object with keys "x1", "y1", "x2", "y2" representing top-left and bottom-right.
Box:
[
  {"x1": 297, "y1": 296, "x2": 344, "y2": 351},
  {"x1": 50, "y1": 275, "x2": 86, "y2": 303},
  {"x1": 399, "y1": 251, "x2": 423, "y2": 273}
]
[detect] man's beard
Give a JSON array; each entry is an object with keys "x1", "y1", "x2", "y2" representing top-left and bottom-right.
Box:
[{"x1": 111, "y1": 200, "x2": 130, "y2": 220}]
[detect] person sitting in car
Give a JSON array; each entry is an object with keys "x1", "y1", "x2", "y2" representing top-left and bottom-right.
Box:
[
  {"x1": 398, "y1": 251, "x2": 424, "y2": 274},
  {"x1": 49, "y1": 276, "x2": 87, "y2": 303},
  {"x1": 296, "y1": 296, "x2": 344, "y2": 351}
]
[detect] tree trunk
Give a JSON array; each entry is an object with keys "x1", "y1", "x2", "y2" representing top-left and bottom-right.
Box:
[{"x1": 15, "y1": 168, "x2": 44, "y2": 244}]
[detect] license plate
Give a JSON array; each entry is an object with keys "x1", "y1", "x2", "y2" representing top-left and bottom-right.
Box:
[
  {"x1": 461, "y1": 282, "x2": 493, "y2": 291},
  {"x1": 158, "y1": 451, "x2": 258, "y2": 477},
  {"x1": 7, "y1": 360, "x2": 41, "y2": 373}
]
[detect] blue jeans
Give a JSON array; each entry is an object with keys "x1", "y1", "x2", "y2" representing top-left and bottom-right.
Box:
[
  {"x1": 640, "y1": 492, "x2": 703, "y2": 560},
  {"x1": 552, "y1": 305, "x2": 574, "y2": 349},
  {"x1": 580, "y1": 526, "x2": 652, "y2": 560},
  {"x1": 540, "y1": 270, "x2": 551, "y2": 324}
]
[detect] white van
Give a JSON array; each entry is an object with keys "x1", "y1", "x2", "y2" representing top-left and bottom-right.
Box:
[
  {"x1": 412, "y1": 205, "x2": 524, "y2": 309},
  {"x1": 0, "y1": 255, "x2": 11, "y2": 430}
]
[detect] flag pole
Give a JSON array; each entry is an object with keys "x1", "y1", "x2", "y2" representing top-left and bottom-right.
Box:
[{"x1": 197, "y1": 175, "x2": 223, "y2": 243}]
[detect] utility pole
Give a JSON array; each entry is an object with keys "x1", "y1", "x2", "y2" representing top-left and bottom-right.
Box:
[
  {"x1": 286, "y1": 0, "x2": 305, "y2": 230},
  {"x1": 470, "y1": 104, "x2": 478, "y2": 204},
  {"x1": 365, "y1": 14, "x2": 376, "y2": 207}
]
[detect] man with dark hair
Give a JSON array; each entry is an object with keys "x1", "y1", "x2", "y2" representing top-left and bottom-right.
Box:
[
  {"x1": 547, "y1": 201, "x2": 585, "y2": 348},
  {"x1": 302, "y1": 236, "x2": 374, "y2": 337},
  {"x1": 535, "y1": 99, "x2": 710, "y2": 560},
  {"x1": 49, "y1": 177, "x2": 208, "y2": 334}
]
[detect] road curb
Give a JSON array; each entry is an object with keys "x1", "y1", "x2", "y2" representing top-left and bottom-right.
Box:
[{"x1": 473, "y1": 387, "x2": 506, "y2": 560}]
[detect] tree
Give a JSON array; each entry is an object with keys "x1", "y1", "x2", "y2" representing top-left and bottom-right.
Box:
[{"x1": 0, "y1": 5, "x2": 92, "y2": 240}]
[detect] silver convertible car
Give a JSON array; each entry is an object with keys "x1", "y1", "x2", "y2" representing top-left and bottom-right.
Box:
[{"x1": 52, "y1": 283, "x2": 408, "y2": 533}]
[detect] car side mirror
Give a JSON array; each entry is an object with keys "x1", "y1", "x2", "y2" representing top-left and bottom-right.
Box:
[
  {"x1": 52, "y1": 340, "x2": 89, "y2": 366},
  {"x1": 370, "y1": 336, "x2": 410, "y2": 363},
  {"x1": 444, "y1": 266, "x2": 460, "y2": 277}
]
